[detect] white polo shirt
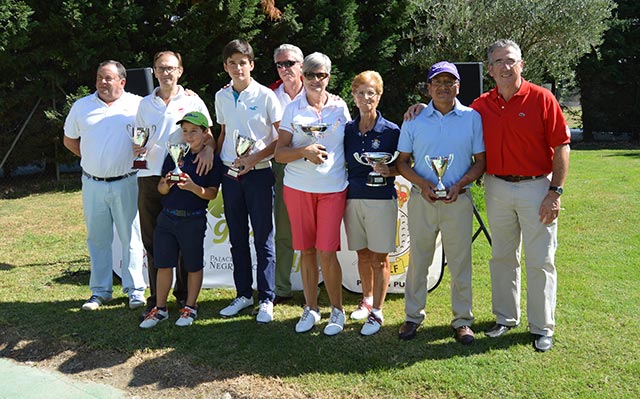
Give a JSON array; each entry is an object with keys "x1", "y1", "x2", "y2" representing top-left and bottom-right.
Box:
[
  {"x1": 215, "y1": 79, "x2": 282, "y2": 164},
  {"x1": 273, "y1": 84, "x2": 305, "y2": 109},
  {"x1": 279, "y1": 94, "x2": 351, "y2": 193},
  {"x1": 135, "y1": 86, "x2": 212, "y2": 177},
  {"x1": 64, "y1": 91, "x2": 141, "y2": 178}
]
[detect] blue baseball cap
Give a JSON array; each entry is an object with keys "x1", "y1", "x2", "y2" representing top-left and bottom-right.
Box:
[{"x1": 427, "y1": 61, "x2": 460, "y2": 81}]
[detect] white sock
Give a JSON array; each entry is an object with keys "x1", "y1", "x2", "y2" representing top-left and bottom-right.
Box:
[
  {"x1": 363, "y1": 296, "x2": 373, "y2": 306},
  {"x1": 371, "y1": 308, "x2": 383, "y2": 322}
]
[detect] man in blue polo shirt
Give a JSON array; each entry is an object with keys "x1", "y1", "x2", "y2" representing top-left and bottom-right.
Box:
[{"x1": 396, "y1": 61, "x2": 486, "y2": 345}]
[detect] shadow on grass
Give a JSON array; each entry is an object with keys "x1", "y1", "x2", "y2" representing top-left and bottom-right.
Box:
[
  {"x1": 0, "y1": 263, "x2": 15, "y2": 271},
  {"x1": 0, "y1": 173, "x2": 82, "y2": 200},
  {"x1": 0, "y1": 296, "x2": 534, "y2": 392}
]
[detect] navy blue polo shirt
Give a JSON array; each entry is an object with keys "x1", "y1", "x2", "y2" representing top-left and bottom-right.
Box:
[
  {"x1": 160, "y1": 150, "x2": 223, "y2": 211},
  {"x1": 344, "y1": 111, "x2": 400, "y2": 199}
]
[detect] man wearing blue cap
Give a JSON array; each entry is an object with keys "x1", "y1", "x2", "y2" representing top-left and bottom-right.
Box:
[{"x1": 396, "y1": 61, "x2": 486, "y2": 344}]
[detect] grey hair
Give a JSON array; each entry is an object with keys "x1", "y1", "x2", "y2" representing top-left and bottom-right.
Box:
[
  {"x1": 487, "y1": 39, "x2": 522, "y2": 62},
  {"x1": 98, "y1": 60, "x2": 127, "y2": 79},
  {"x1": 273, "y1": 44, "x2": 304, "y2": 63},
  {"x1": 302, "y1": 52, "x2": 331, "y2": 75}
]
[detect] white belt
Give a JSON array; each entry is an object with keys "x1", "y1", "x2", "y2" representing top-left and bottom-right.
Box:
[{"x1": 222, "y1": 160, "x2": 272, "y2": 170}]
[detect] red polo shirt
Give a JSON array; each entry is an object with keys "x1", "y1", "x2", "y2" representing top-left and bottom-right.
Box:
[{"x1": 470, "y1": 79, "x2": 570, "y2": 176}]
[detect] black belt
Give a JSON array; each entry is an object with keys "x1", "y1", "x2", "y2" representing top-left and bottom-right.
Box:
[
  {"x1": 164, "y1": 208, "x2": 206, "y2": 217},
  {"x1": 494, "y1": 175, "x2": 544, "y2": 183},
  {"x1": 82, "y1": 171, "x2": 137, "y2": 182}
]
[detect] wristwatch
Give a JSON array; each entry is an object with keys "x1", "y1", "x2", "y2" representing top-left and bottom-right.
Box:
[{"x1": 549, "y1": 186, "x2": 563, "y2": 196}]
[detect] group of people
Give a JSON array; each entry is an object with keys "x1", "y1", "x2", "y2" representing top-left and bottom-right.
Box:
[{"x1": 64, "y1": 38, "x2": 569, "y2": 352}]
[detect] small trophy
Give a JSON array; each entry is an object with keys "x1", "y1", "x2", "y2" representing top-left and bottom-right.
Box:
[
  {"x1": 291, "y1": 121, "x2": 339, "y2": 161},
  {"x1": 226, "y1": 129, "x2": 256, "y2": 179},
  {"x1": 353, "y1": 151, "x2": 399, "y2": 187},
  {"x1": 425, "y1": 154, "x2": 454, "y2": 198},
  {"x1": 128, "y1": 125, "x2": 156, "y2": 169},
  {"x1": 166, "y1": 139, "x2": 191, "y2": 182}
]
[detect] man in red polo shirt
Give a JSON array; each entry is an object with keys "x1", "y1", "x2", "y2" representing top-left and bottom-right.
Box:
[{"x1": 470, "y1": 39, "x2": 570, "y2": 352}]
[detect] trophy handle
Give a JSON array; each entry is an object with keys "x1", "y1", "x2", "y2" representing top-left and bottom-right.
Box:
[
  {"x1": 388, "y1": 151, "x2": 400, "y2": 164},
  {"x1": 353, "y1": 152, "x2": 369, "y2": 166},
  {"x1": 447, "y1": 153, "x2": 454, "y2": 167},
  {"x1": 126, "y1": 123, "x2": 134, "y2": 133},
  {"x1": 425, "y1": 155, "x2": 433, "y2": 171},
  {"x1": 184, "y1": 143, "x2": 191, "y2": 155}
]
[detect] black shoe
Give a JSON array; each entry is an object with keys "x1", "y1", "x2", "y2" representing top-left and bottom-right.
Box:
[
  {"x1": 398, "y1": 321, "x2": 419, "y2": 340},
  {"x1": 273, "y1": 295, "x2": 293, "y2": 306},
  {"x1": 533, "y1": 334, "x2": 553, "y2": 352},
  {"x1": 139, "y1": 304, "x2": 154, "y2": 322},
  {"x1": 485, "y1": 323, "x2": 514, "y2": 338}
]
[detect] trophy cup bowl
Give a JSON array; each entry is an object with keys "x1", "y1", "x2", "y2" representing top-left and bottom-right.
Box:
[
  {"x1": 291, "y1": 122, "x2": 339, "y2": 162},
  {"x1": 166, "y1": 142, "x2": 191, "y2": 182},
  {"x1": 353, "y1": 151, "x2": 399, "y2": 187},
  {"x1": 425, "y1": 154, "x2": 454, "y2": 198},
  {"x1": 129, "y1": 125, "x2": 154, "y2": 169},
  {"x1": 226, "y1": 130, "x2": 256, "y2": 179}
]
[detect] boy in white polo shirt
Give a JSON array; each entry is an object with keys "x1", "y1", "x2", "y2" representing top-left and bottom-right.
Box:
[{"x1": 215, "y1": 39, "x2": 282, "y2": 323}]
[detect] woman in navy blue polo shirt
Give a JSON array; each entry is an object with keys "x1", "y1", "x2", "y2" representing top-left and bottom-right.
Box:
[{"x1": 343, "y1": 71, "x2": 400, "y2": 336}]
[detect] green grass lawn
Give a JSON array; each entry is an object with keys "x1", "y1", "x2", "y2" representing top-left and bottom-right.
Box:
[{"x1": 1, "y1": 145, "x2": 639, "y2": 399}]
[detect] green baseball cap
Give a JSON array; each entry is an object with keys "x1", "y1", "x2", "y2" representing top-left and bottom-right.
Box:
[{"x1": 176, "y1": 111, "x2": 209, "y2": 129}]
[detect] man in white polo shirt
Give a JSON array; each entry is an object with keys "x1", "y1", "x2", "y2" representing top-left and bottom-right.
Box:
[
  {"x1": 64, "y1": 60, "x2": 147, "y2": 311},
  {"x1": 134, "y1": 51, "x2": 214, "y2": 319}
]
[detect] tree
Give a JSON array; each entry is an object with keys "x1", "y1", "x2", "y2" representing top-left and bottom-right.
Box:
[{"x1": 577, "y1": 0, "x2": 640, "y2": 141}]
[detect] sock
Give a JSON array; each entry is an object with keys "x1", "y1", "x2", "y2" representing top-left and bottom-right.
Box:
[
  {"x1": 363, "y1": 296, "x2": 373, "y2": 306},
  {"x1": 371, "y1": 308, "x2": 383, "y2": 322}
]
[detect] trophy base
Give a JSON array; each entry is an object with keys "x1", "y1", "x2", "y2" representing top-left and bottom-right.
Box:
[
  {"x1": 169, "y1": 173, "x2": 186, "y2": 183},
  {"x1": 225, "y1": 168, "x2": 242, "y2": 180},
  {"x1": 366, "y1": 175, "x2": 387, "y2": 187},
  {"x1": 434, "y1": 189, "x2": 448, "y2": 199},
  {"x1": 132, "y1": 159, "x2": 148, "y2": 169}
]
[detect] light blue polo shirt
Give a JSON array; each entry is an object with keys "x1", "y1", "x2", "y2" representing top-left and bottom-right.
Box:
[{"x1": 398, "y1": 98, "x2": 484, "y2": 188}]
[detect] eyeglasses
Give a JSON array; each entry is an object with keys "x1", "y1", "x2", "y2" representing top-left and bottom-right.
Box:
[
  {"x1": 491, "y1": 58, "x2": 521, "y2": 67},
  {"x1": 303, "y1": 72, "x2": 329, "y2": 81},
  {"x1": 355, "y1": 90, "x2": 379, "y2": 99},
  {"x1": 429, "y1": 80, "x2": 459, "y2": 88},
  {"x1": 276, "y1": 60, "x2": 298, "y2": 69},
  {"x1": 155, "y1": 66, "x2": 180, "y2": 74}
]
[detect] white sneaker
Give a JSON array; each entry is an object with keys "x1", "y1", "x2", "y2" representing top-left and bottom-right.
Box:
[
  {"x1": 324, "y1": 306, "x2": 345, "y2": 336},
  {"x1": 256, "y1": 300, "x2": 274, "y2": 324},
  {"x1": 175, "y1": 307, "x2": 197, "y2": 327},
  {"x1": 81, "y1": 295, "x2": 112, "y2": 311},
  {"x1": 361, "y1": 313, "x2": 383, "y2": 336},
  {"x1": 219, "y1": 296, "x2": 254, "y2": 317},
  {"x1": 128, "y1": 293, "x2": 146, "y2": 309},
  {"x1": 350, "y1": 300, "x2": 372, "y2": 320},
  {"x1": 295, "y1": 306, "x2": 321, "y2": 333},
  {"x1": 139, "y1": 307, "x2": 169, "y2": 329}
]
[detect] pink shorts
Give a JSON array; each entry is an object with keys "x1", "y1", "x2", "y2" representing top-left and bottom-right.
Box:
[{"x1": 283, "y1": 186, "x2": 347, "y2": 251}]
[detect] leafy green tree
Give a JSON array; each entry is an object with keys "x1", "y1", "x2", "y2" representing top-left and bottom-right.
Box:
[{"x1": 577, "y1": 0, "x2": 639, "y2": 141}]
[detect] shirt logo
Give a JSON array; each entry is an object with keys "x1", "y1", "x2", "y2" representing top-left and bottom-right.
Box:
[
  {"x1": 249, "y1": 106, "x2": 258, "y2": 110},
  {"x1": 371, "y1": 138, "x2": 381, "y2": 150},
  {"x1": 519, "y1": 112, "x2": 526, "y2": 117}
]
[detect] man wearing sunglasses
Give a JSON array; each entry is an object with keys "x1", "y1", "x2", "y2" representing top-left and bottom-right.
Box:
[{"x1": 269, "y1": 44, "x2": 305, "y2": 306}]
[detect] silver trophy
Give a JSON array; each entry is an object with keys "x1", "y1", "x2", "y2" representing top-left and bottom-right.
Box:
[
  {"x1": 226, "y1": 129, "x2": 256, "y2": 179},
  {"x1": 291, "y1": 121, "x2": 339, "y2": 161},
  {"x1": 353, "y1": 151, "x2": 399, "y2": 187},
  {"x1": 166, "y1": 138, "x2": 191, "y2": 182},
  {"x1": 128, "y1": 124, "x2": 156, "y2": 169},
  {"x1": 425, "y1": 154, "x2": 454, "y2": 198}
]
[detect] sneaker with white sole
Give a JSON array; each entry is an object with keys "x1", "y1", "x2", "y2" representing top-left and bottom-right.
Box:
[
  {"x1": 81, "y1": 295, "x2": 112, "y2": 311},
  {"x1": 324, "y1": 306, "x2": 346, "y2": 336},
  {"x1": 219, "y1": 296, "x2": 254, "y2": 317},
  {"x1": 295, "y1": 306, "x2": 321, "y2": 333},
  {"x1": 361, "y1": 313, "x2": 383, "y2": 336},
  {"x1": 139, "y1": 307, "x2": 169, "y2": 329},
  {"x1": 256, "y1": 300, "x2": 274, "y2": 324},
  {"x1": 175, "y1": 307, "x2": 197, "y2": 327},
  {"x1": 128, "y1": 293, "x2": 146, "y2": 309},
  {"x1": 350, "y1": 300, "x2": 372, "y2": 320}
]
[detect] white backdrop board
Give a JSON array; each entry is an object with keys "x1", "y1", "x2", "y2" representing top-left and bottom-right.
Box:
[{"x1": 112, "y1": 176, "x2": 444, "y2": 294}]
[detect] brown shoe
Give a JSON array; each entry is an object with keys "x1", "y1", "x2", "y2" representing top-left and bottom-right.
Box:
[
  {"x1": 398, "y1": 321, "x2": 419, "y2": 340},
  {"x1": 455, "y1": 325, "x2": 475, "y2": 345}
]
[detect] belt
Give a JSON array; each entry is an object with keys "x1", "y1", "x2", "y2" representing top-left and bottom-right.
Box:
[
  {"x1": 494, "y1": 174, "x2": 545, "y2": 183},
  {"x1": 223, "y1": 160, "x2": 272, "y2": 170},
  {"x1": 82, "y1": 171, "x2": 137, "y2": 182},
  {"x1": 164, "y1": 208, "x2": 206, "y2": 217}
]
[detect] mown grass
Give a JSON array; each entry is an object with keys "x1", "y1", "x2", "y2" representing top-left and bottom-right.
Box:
[{"x1": 1, "y1": 145, "x2": 639, "y2": 399}]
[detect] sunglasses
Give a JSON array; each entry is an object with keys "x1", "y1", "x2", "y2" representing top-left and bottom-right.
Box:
[
  {"x1": 276, "y1": 60, "x2": 298, "y2": 69},
  {"x1": 303, "y1": 72, "x2": 329, "y2": 80}
]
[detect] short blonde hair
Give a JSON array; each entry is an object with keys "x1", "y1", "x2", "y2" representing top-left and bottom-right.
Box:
[{"x1": 351, "y1": 70, "x2": 383, "y2": 95}]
